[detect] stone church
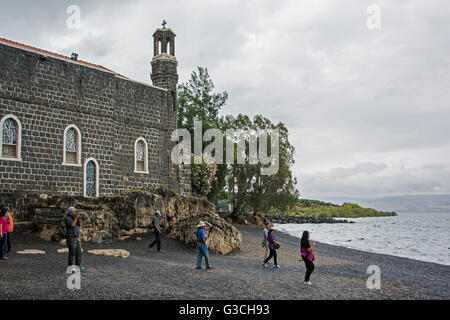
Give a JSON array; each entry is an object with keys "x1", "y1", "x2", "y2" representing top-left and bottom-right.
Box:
[{"x1": 0, "y1": 24, "x2": 191, "y2": 198}]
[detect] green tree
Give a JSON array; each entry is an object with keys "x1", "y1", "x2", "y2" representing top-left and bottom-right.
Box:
[
  {"x1": 224, "y1": 114, "x2": 299, "y2": 215},
  {"x1": 177, "y1": 67, "x2": 228, "y2": 203},
  {"x1": 177, "y1": 66, "x2": 228, "y2": 131}
]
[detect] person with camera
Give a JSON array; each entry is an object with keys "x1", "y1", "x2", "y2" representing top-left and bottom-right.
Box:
[
  {"x1": 65, "y1": 207, "x2": 86, "y2": 273},
  {"x1": 262, "y1": 227, "x2": 282, "y2": 269}
]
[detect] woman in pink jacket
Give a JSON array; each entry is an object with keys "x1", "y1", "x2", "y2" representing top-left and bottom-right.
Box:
[
  {"x1": 300, "y1": 231, "x2": 315, "y2": 285},
  {"x1": 0, "y1": 206, "x2": 10, "y2": 260}
]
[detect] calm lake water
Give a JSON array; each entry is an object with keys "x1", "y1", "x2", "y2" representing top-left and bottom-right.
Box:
[{"x1": 275, "y1": 212, "x2": 450, "y2": 266}]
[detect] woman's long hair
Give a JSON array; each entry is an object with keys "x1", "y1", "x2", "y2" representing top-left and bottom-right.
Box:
[{"x1": 300, "y1": 231, "x2": 310, "y2": 248}]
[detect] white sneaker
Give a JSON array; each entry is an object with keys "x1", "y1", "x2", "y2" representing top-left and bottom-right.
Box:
[
  {"x1": 304, "y1": 281, "x2": 312, "y2": 286},
  {"x1": 262, "y1": 262, "x2": 268, "y2": 268},
  {"x1": 66, "y1": 265, "x2": 78, "y2": 274},
  {"x1": 274, "y1": 265, "x2": 281, "y2": 269}
]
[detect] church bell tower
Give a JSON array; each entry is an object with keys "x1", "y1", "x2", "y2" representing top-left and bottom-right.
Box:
[
  {"x1": 151, "y1": 20, "x2": 178, "y2": 94},
  {"x1": 151, "y1": 21, "x2": 191, "y2": 196}
]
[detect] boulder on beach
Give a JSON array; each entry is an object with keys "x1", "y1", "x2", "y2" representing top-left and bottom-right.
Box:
[{"x1": 167, "y1": 212, "x2": 242, "y2": 255}]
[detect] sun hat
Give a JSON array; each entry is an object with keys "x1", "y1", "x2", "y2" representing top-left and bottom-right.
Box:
[
  {"x1": 155, "y1": 210, "x2": 161, "y2": 216},
  {"x1": 196, "y1": 221, "x2": 207, "y2": 228},
  {"x1": 66, "y1": 207, "x2": 76, "y2": 214}
]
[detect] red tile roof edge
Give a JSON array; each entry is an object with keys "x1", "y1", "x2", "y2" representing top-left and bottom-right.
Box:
[{"x1": 0, "y1": 37, "x2": 128, "y2": 79}]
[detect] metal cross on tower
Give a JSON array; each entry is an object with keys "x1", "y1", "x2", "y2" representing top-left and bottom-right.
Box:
[{"x1": 162, "y1": 20, "x2": 167, "y2": 28}]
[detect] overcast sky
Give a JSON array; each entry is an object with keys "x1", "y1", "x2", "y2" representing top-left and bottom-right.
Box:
[{"x1": 1, "y1": 0, "x2": 449, "y2": 201}]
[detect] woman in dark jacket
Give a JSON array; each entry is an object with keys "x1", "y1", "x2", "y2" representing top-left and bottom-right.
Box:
[
  {"x1": 300, "y1": 231, "x2": 315, "y2": 285},
  {"x1": 262, "y1": 228, "x2": 282, "y2": 269}
]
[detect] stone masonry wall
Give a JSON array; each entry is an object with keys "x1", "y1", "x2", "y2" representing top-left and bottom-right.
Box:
[{"x1": 0, "y1": 42, "x2": 182, "y2": 197}]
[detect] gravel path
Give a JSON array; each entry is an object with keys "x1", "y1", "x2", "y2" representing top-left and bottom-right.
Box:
[{"x1": 1, "y1": 225, "x2": 448, "y2": 299}]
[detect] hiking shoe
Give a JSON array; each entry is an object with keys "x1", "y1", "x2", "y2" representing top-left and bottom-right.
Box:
[
  {"x1": 79, "y1": 266, "x2": 86, "y2": 272},
  {"x1": 206, "y1": 266, "x2": 213, "y2": 269},
  {"x1": 157, "y1": 249, "x2": 164, "y2": 253},
  {"x1": 1, "y1": 257, "x2": 8, "y2": 261},
  {"x1": 304, "y1": 281, "x2": 312, "y2": 286},
  {"x1": 262, "y1": 262, "x2": 268, "y2": 268},
  {"x1": 196, "y1": 267, "x2": 202, "y2": 270},
  {"x1": 274, "y1": 265, "x2": 281, "y2": 269}
]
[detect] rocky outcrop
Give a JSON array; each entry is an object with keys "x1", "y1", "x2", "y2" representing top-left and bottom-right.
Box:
[
  {"x1": 218, "y1": 212, "x2": 355, "y2": 226},
  {"x1": 261, "y1": 214, "x2": 355, "y2": 224},
  {"x1": 2, "y1": 189, "x2": 242, "y2": 254},
  {"x1": 167, "y1": 212, "x2": 242, "y2": 255},
  {"x1": 218, "y1": 212, "x2": 271, "y2": 227}
]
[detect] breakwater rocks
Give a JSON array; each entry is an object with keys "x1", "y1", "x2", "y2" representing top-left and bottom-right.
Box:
[
  {"x1": 262, "y1": 214, "x2": 355, "y2": 224},
  {"x1": 0, "y1": 189, "x2": 242, "y2": 254}
]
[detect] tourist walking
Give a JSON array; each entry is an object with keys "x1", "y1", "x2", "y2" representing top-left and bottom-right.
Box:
[
  {"x1": 0, "y1": 207, "x2": 9, "y2": 260},
  {"x1": 300, "y1": 231, "x2": 315, "y2": 285},
  {"x1": 6, "y1": 206, "x2": 13, "y2": 253},
  {"x1": 196, "y1": 221, "x2": 212, "y2": 269},
  {"x1": 65, "y1": 207, "x2": 86, "y2": 273},
  {"x1": 149, "y1": 210, "x2": 163, "y2": 252},
  {"x1": 262, "y1": 222, "x2": 271, "y2": 260},
  {"x1": 262, "y1": 228, "x2": 282, "y2": 269}
]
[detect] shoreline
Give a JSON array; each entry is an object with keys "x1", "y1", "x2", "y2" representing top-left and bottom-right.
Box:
[
  {"x1": 275, "y1": 226, "x2": 450, "y2": 267},
  {"x1": 1, "y1": 225, "x2": 448, "y2": 299}
]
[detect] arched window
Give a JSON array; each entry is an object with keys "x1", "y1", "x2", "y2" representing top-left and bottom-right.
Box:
[
  {"x1": 84, "y1": 158, "x2": 99, "y2": 197},
  {"x1": 0, "y1": 114, "x2": 22, "y2": 161},
  {"x1": 63, "y1": 124, "x2": 81, "y2": 166},
  {"x1": 134, "y1": 137, "x2": 149, "y2": 174}
]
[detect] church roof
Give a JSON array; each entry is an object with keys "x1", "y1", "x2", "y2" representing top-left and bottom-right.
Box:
[{"x1": 0, "y1": 37, "x2": 128, "y2": 79}]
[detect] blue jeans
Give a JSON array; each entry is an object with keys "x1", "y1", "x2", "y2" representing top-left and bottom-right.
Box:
[
  {"x1": 0, "y1": 233, "x2": 7, "y2": 258},
  {"x1": 197, "y1": 242, "x2": 210, "y2": 268}
]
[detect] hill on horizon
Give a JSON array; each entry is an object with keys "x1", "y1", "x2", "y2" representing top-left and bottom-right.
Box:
[{"x1": 316, "y1": 194, "x2": 450, "y2": 213}]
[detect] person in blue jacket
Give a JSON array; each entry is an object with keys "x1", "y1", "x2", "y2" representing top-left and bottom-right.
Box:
[{"x1": 196, "y1": 221, "x2": 213, "y2": 270}]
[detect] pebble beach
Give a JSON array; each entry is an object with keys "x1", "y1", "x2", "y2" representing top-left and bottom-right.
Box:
[{"x1": 1, "y1": 225, "x2": 449, "y2": 300}]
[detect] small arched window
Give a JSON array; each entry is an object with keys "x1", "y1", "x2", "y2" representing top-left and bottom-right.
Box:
[
  {"x1": 0, "y1": 114, "x2": 22, "y2": 161},
  {"x1": 63, "y1": 124, "x2": 81, "y2": 166},
  {"x1": 134, "y1": 138, "x2": 149, "y2": 174},
  {"x1": 84, "y1": 157, "x2": 99, "y2": 197}
]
